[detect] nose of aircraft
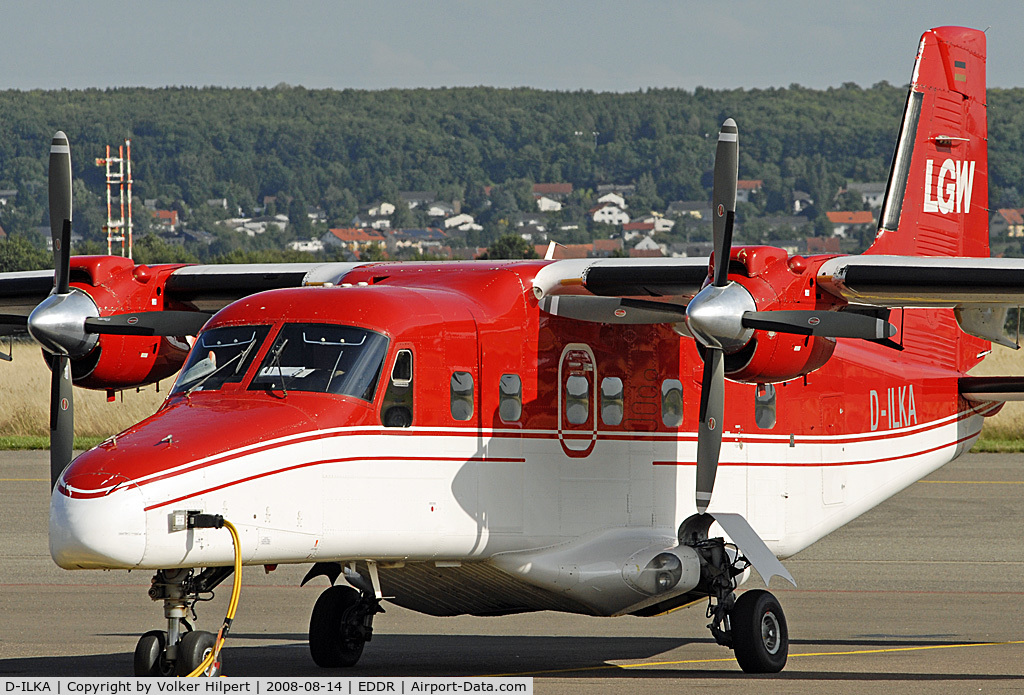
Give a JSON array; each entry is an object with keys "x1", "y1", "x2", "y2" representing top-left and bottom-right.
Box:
[{"x1": 50, "y1": 471, "x2": 147, "y2": 569}]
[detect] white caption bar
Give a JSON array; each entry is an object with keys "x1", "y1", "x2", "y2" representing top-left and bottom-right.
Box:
[{"x1": 0, "y1": 678, "x2": 533, "y2": 695}]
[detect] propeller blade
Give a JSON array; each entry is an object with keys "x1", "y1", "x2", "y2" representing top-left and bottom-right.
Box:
[
  {"x1": 696, "y1": 347, "x2": 725, "y2": 514},
  {"x1": 711, "y1": 119, "x2": 738, "y2": 287},
  {"x1": 49, "y1": 353, "x2": 73, "y2": 489},
  {"x1": 0, "y1": 314, "x2": 28, "y2": 326},
  {"x1": 48, "y1": 132, "x2": 72, "y2": 295},
  {"x1": 84, "y1": 311, "x2": 211, "y2": 337},
  {"x1": 741, "y1": 310, "x2": 897, "y2": 340}
]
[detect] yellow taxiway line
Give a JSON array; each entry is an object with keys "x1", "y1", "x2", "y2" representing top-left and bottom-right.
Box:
[{"x1": 488, "y1": 639, "x2": 1024, "y2": 677}]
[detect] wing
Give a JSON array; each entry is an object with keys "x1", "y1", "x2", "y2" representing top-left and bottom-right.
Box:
[
  {"x1": 0, "y1": 261, "x2": 370, "y2": 318},
  {"x1": 817, "y1": 256, "x2": 1024, "y2": 307}
]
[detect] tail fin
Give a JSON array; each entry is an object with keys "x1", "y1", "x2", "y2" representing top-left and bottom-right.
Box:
[{"x1": 867, "y1": 26, "x2": 987, "y2": 257}]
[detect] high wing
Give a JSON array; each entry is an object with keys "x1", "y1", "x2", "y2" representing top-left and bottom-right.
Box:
[
  {"x1": 0, "y1": 262, "x2": 370, "y2": 319},
  {"x1": 816, "y1": 255, "x2": 1024, "y2": 307}
]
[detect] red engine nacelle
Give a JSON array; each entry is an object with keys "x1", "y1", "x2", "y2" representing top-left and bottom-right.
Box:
[
  {"x1": 721, "y1": 246, "x2": 843, "y2": 384},
  {"x1": 723, "y1": 331, "x2": 836, "y2": 383},
  {"x1": 56, "y1": 256, "x2": 192, "y2": 391}
]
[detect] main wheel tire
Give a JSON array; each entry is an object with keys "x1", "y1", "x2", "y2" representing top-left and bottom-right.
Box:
[
  {"x1": 133, "y1": 630, "x2": 174, "y2": 677},
  {"x1": 175, "y1": 630, "x2": 218, "y2": 676},
  {"x1": 309, "y1": 585, "x2": 367, "y2": 667},
  {"x1": 731, "y1": 589, "x2": 788, "y2": 673}
]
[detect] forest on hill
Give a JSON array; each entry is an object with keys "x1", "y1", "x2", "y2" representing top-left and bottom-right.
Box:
[{"x1": 0, "y1": 83, "x2": 1022, "y2": 266}]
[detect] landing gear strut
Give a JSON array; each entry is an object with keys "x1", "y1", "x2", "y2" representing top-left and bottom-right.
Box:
[
  {"x1": 133, "y1": 567, "x2": 233, "y2": 677},
  {"x1": 680, "y1": 514, "x2": 790, "y2": 673}
]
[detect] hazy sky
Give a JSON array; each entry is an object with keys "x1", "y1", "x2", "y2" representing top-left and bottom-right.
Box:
[{"x1": 1, "y1": 1, "x2": 1019, "y2": 92}]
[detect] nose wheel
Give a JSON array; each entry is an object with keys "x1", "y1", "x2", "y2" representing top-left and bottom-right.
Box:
[{"x1": 134, "y1": 566, "x2": 233, "y2": 677}]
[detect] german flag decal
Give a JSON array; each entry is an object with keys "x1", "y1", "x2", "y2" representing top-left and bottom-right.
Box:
[{"x1": 954, "y1": 59, "x2": 967, "y2": 82}]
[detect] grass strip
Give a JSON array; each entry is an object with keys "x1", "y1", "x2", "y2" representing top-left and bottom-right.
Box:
[{"x1": 0, "y1": 435, "x2": 107, "y2": 451}]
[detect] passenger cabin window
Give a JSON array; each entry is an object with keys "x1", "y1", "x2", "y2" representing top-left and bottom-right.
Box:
[
  {"x1": 662, "y1": 379, "x2": 683, "y2": 428},
  {"x1": 450, "y1": 371, "x2": 474, "y2": 421},
  {"x1": 601, "y1": 377, "x2": 624, "y2": 426},
  {"x1": 565, "y1": 374, "x2": 590, "y2": 425},
  {"x1": 382, "y1": 349, "x2": 414, "y2": 427},
  {"x1": 499, "y1": 374, "x2": 522, "y2": 422},
  {"x1": 247, "y1": 324, "x2": 388, "y2": 401},
  {"x1": 172, "y1": 325, "x2": 271, "y2": 394}
]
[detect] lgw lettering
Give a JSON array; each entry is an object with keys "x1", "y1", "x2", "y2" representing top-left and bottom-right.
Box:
[{"x1": 923, "y1": 158, "x2": 975, "y2": 214}]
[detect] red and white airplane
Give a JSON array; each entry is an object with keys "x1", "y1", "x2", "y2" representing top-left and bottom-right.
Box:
[{"x1": 2, "y1": 25, "x2": 1018, "y2": 676}]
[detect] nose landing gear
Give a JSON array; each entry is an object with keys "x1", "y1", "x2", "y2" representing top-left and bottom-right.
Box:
[{"x1": 133, "y1": 566, "x2": 233, "y2": 677}]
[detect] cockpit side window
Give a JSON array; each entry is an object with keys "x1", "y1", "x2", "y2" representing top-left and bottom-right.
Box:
[
  {"x1": 381, "y1": 349, "x2": 413, "y2": 427},
  {"x1": 248, "y1": 323, "x2": 389, "y2": 401},
  {"x1": 171, "y1": 325, "x2": 271, "y2": 394}
]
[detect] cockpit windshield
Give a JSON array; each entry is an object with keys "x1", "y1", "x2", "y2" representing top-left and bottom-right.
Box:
[
  {"x1": 248, "y1": 324, "x2": 389, "y2": 401},
  {"x1": 171, "y1": 325, "x2": 271, "y2": 394}
]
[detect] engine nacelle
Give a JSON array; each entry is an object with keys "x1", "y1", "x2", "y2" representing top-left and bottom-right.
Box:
[
  {"x1": 724, "y1": 331, "x2": 836, "y2": 383},
  {"x1": 51, "y1": 256, "x2": 193, "y2": 391},
  {"x1": 71, "y1": 334, "x2": 191, "y2": 390}
]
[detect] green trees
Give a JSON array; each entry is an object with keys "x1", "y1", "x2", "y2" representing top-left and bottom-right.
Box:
[
  {"x1": 480, "y1": 233, "x2": 538, "y2": 260},
  {"x1": 0, "y1": 83, "x2": 1019, "y2": 268}
]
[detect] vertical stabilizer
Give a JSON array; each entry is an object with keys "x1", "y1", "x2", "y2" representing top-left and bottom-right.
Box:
[{"x1": 867, "y1": 26, "x2": 987, "y2": 257}]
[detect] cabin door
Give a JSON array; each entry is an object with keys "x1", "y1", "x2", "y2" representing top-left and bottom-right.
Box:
[{"x1": 558, "y1": 343, "x2": 597, "y2": 457}]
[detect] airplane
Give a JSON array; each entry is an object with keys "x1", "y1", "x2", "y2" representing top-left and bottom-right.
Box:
[{"x1": 1, "y1": 24, "x2": 1019, "y2": 677}]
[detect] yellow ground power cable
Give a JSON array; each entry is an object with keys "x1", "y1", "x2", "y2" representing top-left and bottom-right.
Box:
[{"x1": 186, "y1": 519, "x2": 242, "y2": 677}]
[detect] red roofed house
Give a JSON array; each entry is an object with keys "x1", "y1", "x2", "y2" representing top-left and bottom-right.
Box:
[
  {"x1": 152, "y1": 209, "x2": 179, "y2": 230},
  {"x1": 532, "y1": 183, "x2": 573, "y2": 199},
  {"x1": 826, "y1": 210, "x2": 875, "y2": 238},
  {"x1": 736, "y1": 180, "x2": 763, "y2": 203},
  {"x1": 592, "y1": 238, "x2": 624, "y2": 257},
  {"x1": 589, "y1": 203, "x2": 629, "y2": 226},
  {"x1": 992, "y1": 208, "x2": 1024, "y2": 237},
  {"x1": 321, "y1": 227, "x2": 386, "y2": 255},
  {"x1": 805, "y1": 237, "x2": 841, "y2": 254}
]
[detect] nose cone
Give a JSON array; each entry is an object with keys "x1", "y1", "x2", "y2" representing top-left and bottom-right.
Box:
[
  {"x1": 685, "y1": 281, "x2": 757, "y2": 352},
  {"x1": 50, "y1": 472, "x2": 146, "y2": 569}
]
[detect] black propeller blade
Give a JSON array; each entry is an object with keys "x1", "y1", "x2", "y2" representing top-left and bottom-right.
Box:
[
  {"x1": 711, "y1": 119, "x2": 738, "y2": 288},
  {"x1": 741, "y1": 310, "x2": 897, "y2": 340},
  {"x1": 690, "y1": 118, "x2": 740, "y2": 514},
  {"x1": 695, "y1": 347, "x2": 725, "y2": 514},
  {"x1": 85, "y1": 310, "x2": 211, "y2": 337},
  {"x1": 49, "y1": 132, "x2": 72, "y2": 296},
  {"x1": 49, "y1": 353, "x2": 73, "y2": 488}
]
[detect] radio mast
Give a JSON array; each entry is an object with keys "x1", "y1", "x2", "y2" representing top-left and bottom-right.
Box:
[{"x1": 95, "y1": 140, "x2": 133, "y2": 259}]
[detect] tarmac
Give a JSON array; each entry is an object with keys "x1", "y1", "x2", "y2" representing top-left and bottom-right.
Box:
[{"x1": 2, "y1": 449, "x2": 1023, "y2": 693}]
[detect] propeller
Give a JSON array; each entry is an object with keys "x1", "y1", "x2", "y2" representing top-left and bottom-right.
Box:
[
  {"x1": 685, "y1": 119, "x2": 896, "y2": 514},
  {"x1": 44, "y1": 131, "x2": 74, "y2": 489},
  {"x1": 686, "y1": 119, "x2": 740, "y2": 514},
  {"x1": 23, "y1": 132, "x2": 212, "y2": 489}
]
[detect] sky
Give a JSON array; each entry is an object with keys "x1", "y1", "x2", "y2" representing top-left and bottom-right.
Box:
[{"x1": 0, "y1": 1, "x2": 1020, "y2": 92}]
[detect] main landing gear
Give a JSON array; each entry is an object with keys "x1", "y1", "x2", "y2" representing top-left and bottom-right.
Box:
[
  {"x1": 680, "y1": 515, "x2": 790, "y2": 673},
  {"x1": 133, "y1": 567, "x2": 233, "y2": 677},
  {"x1": 303, "y1": 562, "x2": 385, "y2": 668}
]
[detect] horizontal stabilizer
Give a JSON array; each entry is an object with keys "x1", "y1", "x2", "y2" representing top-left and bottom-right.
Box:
[{"x1": 959, "y1": 376, "x2": 1024, "y2": 402}]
